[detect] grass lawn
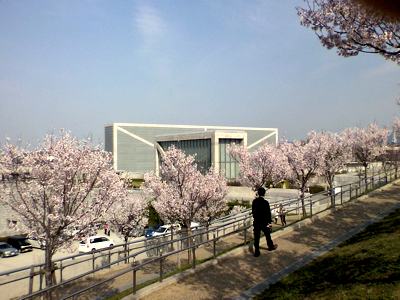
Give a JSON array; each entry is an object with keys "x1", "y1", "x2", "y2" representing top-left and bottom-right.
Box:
[{"x1": 255, "y1": 208, "x2": 400, "y2": 300}]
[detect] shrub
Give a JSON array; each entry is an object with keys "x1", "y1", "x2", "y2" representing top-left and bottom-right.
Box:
[
  {"x1": 226, "y1": 200, "x2": 251, "y2": 213},
  {"x1": 275, "y1": 180, "x2": 292, "y2": 189},
  {"x1": 130, "y1": 179, "x2": 144, "y2": 188},
  {"x1": 147, "y1": 204, "x2": 163, "y2": 228},
  {"x1": 227, "y1": 180, "x2": 242, "y2": 186},
  {"x1": 308, "y1": 185, "x2": 325, "y2": 194}
]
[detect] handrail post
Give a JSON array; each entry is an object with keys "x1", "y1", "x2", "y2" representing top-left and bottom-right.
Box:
[
  {"x1": 59, "y1": 261, "x2": 63, "y2": 284},
  {"x1": 340, "y1": 186, "x2": 343, "y2": 205},
  {"x1": 213, "y1": 232, "x2": 216, "y2": 259},
  {"x1": 243, "y1": 218, "x2": 247, "y2": 245},
  {"x1": 192, "y1": 238, "x2": 196, "y2": 269},
  {"x1": 378, "y1": 174, "x2": 380, "y2": 188},
  {"x1": 349, "y1": 183, "x2": 352, "y2": 200},
  {"x1": 39, "y1": 265, "x2": 43, "y2": 291},
  {"x1": 133, "y1": 269, "x2": 137, "y2": 294},
  {"x1": 28, "y1": 266, "x2": 34, "y2": 298},
  {"x1": 159, "y1": 248, "x2": 163, "y2": 282},
  {"x1": 333, "y1": 190, "x2": 336, "y2": 207},
  {"x1": 92, "y1": 252, "x2": 95, "y2": 271},
  {"x1": 309, "y1": 196, "x2": 312, "y2": 217},
  {"x1": 132, "y1": 257, "x2": 137, "y2": 294}
]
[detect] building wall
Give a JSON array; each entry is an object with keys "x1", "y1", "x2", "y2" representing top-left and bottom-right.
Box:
[
  {"x1": 105, "y1": 123, "x2": 278, "y2": 177},
  {"x1": 0, "y1": 197, "x2": 18, "y2": 238}
]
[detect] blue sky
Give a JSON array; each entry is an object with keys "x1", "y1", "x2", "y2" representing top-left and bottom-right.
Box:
[{"x1": 1, "y1": 0, "x2": 399, "y2": 145}]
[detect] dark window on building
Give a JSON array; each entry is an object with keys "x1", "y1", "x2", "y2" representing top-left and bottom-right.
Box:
[
  {"x1": 219, "y1": 139, "x2": 241, "y2": 180},
  {"x1": 158, "y1": 139, "x2": 212, "y2": 173}
]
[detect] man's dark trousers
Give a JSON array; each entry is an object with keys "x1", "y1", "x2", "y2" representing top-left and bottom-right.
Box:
[{"x1": 254, "y1": 224, "x2": 274, "y2": 251}]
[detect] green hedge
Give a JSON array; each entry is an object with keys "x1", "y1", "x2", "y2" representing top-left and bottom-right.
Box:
[
  {"x1": 308, "y1": 185, "x2": 325, "y2": 194},
  {"x1": 130, "y1": 179, "x2": 144, "y2": 188},
  {"x1": 226, "y1": 200, "x2": 251, "y2": 212}
]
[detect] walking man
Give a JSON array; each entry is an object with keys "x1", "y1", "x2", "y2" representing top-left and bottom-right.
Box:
[{"x1": 252, "y1": 187, "x2": 278, "y2": 257}]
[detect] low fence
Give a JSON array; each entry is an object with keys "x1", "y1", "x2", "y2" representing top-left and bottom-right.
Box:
[{"x1": 0, "y1": 168, "x2": 398, "y2": 299}]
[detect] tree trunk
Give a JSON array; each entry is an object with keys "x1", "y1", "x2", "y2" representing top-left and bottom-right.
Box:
[
  {"x1": 170, "y1": 227, "x2": 174, "y2": 251},
  {"x1": 124, "y1": 236, "x2": 128, "y2": 263},
  {"x1": 300, "y1": 187, "x2": 306, "y2": 217},
  {"x1": 364, "y1": 164, "x2": 368, "y2": 190},
  {"x1": 44, "y1": 247, "x2": 56, "y2": 299},
  {"x1": 44, "y1": 248, "x2": 53, "y2": 287},
  {"x1": 327, "y1": 176, "x2": 335, "y2": 208},
  {"x1": 186, "y1": 227, "x2": 193, "y2": 263}
]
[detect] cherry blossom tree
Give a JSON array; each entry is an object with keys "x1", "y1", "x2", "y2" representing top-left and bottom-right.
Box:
[
  {"x1": 144, "y1": 146, "x2": 227, "y2": 237},
  {"x1": 311, "y1": 131, "x2": 351, "y2": 205},
  {"x1": 394, "y1": 117, "x2": 400, "y2": 143},
  {"x1": 228, "y1": 143, "x2": 290, "y2": 190},
  {"x1": 380, "y1": 118, "x2": 400, "y2": 179},
  {"x1": 0, "y1": 131, "x2": 126, "y2": 287},
  {"x1": 106, "y1": 191, "x2": 148, "y2": 244},
  {"x1": 378, "y1": 146, "x2": 400, "y2": 180},
  {"x1": 343, "y1": 123, "x2": 388, "y2": 186},
  {"x1": 280, "y1": 133, "x2": 325, "y2": 216},
  {"x1": 297, "y1": 0, "x2": 400, "y2": 64},
  {"x1": 197, "y1": 191, "x2": 227, "y2": 229}
]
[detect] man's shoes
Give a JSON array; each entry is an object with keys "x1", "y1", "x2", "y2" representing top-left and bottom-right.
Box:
[
  {"x1": 267, "y1": 244, "x2": 278, "y2": 251},
  {"x1": 254, "y1": 250, "x2": 260, "y2": 257}
]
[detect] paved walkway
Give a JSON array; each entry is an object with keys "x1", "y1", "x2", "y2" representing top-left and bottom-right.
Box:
[{"x1": 124, "y1": 180, "x2": 400, "y2": 300}]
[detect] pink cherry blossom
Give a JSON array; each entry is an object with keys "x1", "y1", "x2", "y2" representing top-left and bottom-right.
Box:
[
  {"x1": 280, "y1": 133, "x2": 326, "y2": 216},
  {"x1": 297, "y1": 0, "x2": 400, "y2": 64},
  {"x1": 228, "y1": 143, "x2": 290, "y2": 190},
  {"x1": 310, "y1": 131, "x2": 351, "y2": 190},
  {"x1": 0, "y1": 131, "x2": 126, "y2": 287},
  {"x1": 393, "y1": 117, "x2": 400, "y2": 142},
  {"x1": 343, "y1": 123, "x2": 388, "y2": 184},
  {"x1": 144, "y1": 146, "x2": 227, "y2": 232},
  {"x1": 380, "y1": 118, "x2": 400, "y2": 177},
  {"x1": 106, "y1": 191, "x2": 148, "y2": 243}
]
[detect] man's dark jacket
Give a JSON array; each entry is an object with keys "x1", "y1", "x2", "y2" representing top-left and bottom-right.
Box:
[{"x1": 252, "y1": 196, "x2": 272, "y2": 227}]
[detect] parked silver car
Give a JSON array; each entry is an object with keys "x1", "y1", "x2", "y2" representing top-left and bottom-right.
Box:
[{"x1": 0, "y1": 242, "x2": 19, "y2": 258}]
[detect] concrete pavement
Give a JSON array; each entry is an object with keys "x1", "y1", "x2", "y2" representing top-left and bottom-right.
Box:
[{"x1": 124, "y1": 180, "x2": 400, "y2": 300}]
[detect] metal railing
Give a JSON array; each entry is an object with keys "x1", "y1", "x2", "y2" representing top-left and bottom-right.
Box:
[
  {"x1": 0, "y1": 213, "x2": 253, "y2": 291},
  {"x1": 19, "y1": 215, "x2": 253, "y2": 299},
  {"x1": 1, "y1": 168, "x2": 398, "y2": 299}
]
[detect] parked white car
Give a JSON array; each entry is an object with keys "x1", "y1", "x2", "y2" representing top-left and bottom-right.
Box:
[
  {"x1": 190, "y1": 222, "x2": 200, "y2": 230},
  {"x1": 28, "y1": 238, "x2": 46, "y2": 249},
  {"x1": 152, "y1": 224, "x2": 182, "y2": 237},
  {"x1": 78, "y1": 236, "x2": 114, "y2": 253}
]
